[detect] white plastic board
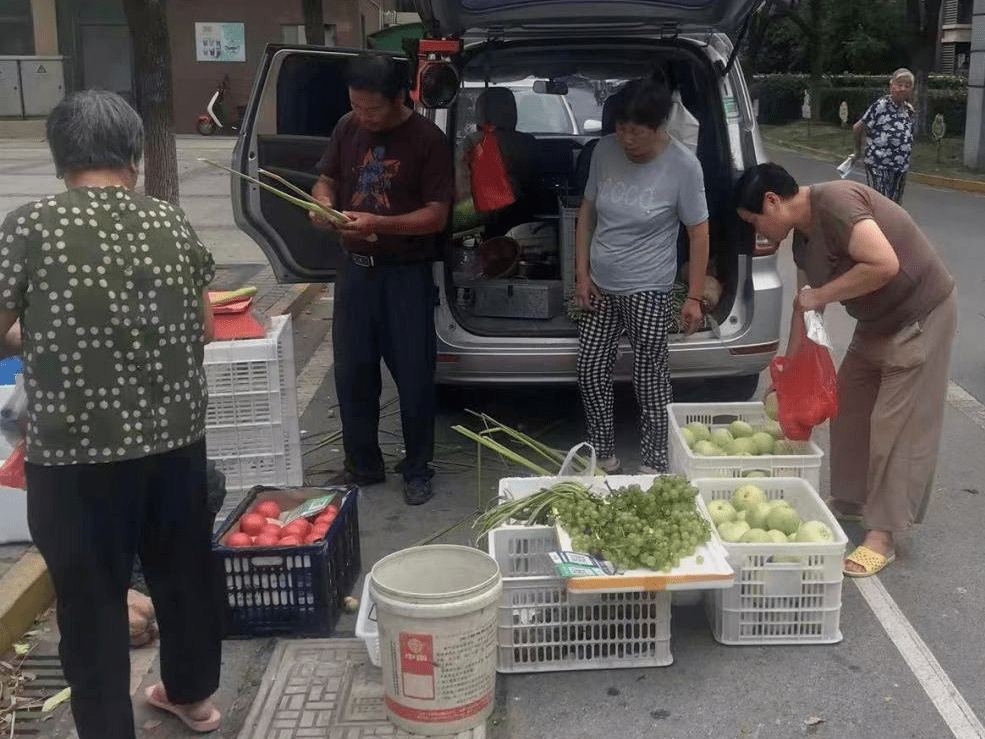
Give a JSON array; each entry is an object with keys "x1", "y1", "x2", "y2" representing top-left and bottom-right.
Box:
[{"x1": 497, "y1": 475, "x2": 734, "y2": 593}]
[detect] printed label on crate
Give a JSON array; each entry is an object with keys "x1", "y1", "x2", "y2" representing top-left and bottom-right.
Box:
[
  {"x1": 280, "y1": 492, "x2": 342, "y2": 525},
  {"x1": 548, "y1": 550, "x2": 616, "y2": 577}
]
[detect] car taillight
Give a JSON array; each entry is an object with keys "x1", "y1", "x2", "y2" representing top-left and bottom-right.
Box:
[{"x1": 753, "y1": 234, "x2": 778, "y2": 256}]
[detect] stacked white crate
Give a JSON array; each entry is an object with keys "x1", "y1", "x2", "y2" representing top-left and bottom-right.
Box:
[
  {"x1": 694, "y1": 477, "x2": 848, "y2": 645},
  {"x1": 203, "y1": 314, "x2": 302, "y2": 491},
  {"x1": 487, "y1": 524, "x2": 673, "y2": 672}
]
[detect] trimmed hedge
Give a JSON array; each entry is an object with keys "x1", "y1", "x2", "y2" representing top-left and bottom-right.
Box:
[{"x1": 751, "y1": 73, "x2": 968, "y2": 135}]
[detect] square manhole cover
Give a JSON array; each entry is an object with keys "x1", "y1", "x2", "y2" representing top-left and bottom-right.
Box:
[{"x1": 240, "y1": 639, "x2": 485, "y2": 739}]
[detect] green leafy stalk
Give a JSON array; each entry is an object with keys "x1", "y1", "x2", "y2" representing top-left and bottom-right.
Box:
[
  {"x1": 199, "y1": 158, "x2": 378, "y2": 243},
  {"x1": 451, "y1": 425, "x2": 552, "y2": 476}
]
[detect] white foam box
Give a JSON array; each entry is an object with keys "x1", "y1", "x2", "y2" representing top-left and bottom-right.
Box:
[
  {"x1": 0, "y1": 385, "x2": 29, "y2": 543},
  {"x1": 694, "y1": 477, "x2": 848, "y2": 645}
]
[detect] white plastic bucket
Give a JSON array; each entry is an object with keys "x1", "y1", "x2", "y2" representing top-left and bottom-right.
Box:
[{"x1": 369, "y1": 545, "x2": 502, "y2": 736}]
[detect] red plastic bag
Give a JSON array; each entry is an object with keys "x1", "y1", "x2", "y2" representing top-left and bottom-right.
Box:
[
  {"x1": 468, "y1": 124, "x2": 516, "y2": 212},
  {"x1": 769, "y1": 333, "x2": 839, "y2": 442},
  {"x1": 0, "y1": 439, "x2": 26, "y2": 490}
]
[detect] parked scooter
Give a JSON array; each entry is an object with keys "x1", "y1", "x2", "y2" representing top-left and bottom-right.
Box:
[{"x1": 197, "y1": 75, "x2": 245, "y2": 135}]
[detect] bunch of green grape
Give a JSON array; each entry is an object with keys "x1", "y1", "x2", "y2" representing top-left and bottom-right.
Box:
[{"x1": 553, "y1": 476, "x2": 711, "y2": 572}]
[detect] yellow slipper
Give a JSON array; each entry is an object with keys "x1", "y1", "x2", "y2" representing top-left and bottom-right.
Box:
[{"x1": 843, "y1": 545, "x2": 896, "y2": 578}]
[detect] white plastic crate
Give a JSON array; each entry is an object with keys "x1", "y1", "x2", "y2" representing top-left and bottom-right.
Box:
[
  {"x1": 204, "y1": 315, "x2": 302, "y2": 490},
  {"x1": 693, "y1": 477, "x2": 848, "y2": 645},
  {"x1": 667, "y1": 402, "x2": 823, "y2": 489},
  {"x1": 355, "y1": 576, "x2": 381, "y2": 667},
  {"x1": 487, "y1": 526, "x2": 672, "y2": 672}
]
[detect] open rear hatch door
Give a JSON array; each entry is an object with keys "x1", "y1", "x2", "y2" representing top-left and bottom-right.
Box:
[
  {"x1": 415, "y1": 0, "x2": 761, "y2": 37},
  {"x1": 232, "y1": 46, "x2": 403, "y2": 282}
]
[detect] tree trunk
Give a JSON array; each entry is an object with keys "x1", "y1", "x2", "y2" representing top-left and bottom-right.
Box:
[
  {"x1": 907, "y1": 0, "x2": 943, "y2": 138},
  {"x1": 808, "y1": 0, "x2": 825, "y2": 122},
  {"x1": 742, "y1": 0, "x2": 778, "y2": 76},
  {"x1": 301, "y1": 0, "x2": 324, "y2": 46},
  {"x1": 122, "y1": 0, "x2": 178, "y2": 205}
]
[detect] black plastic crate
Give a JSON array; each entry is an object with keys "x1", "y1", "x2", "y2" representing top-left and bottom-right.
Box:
[{"x1": 212, "y1": 485, "x2": 361, "y2": 638}]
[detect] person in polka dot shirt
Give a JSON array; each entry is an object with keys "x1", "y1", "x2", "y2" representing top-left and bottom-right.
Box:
[{"x1": 0, "y1": 91, "x2": 222, "y2": 737}]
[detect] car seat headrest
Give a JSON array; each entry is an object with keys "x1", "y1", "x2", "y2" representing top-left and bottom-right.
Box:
[
  {"x1": 476, "y1": 87, "x2": 518, "y2": 130},
  {"x1": 601, "y1": 86, "x2": 630, "y2": 135}
]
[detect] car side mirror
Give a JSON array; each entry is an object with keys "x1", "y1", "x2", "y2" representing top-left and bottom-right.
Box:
[{"x1": 583, "y1": 119, "x2": 602, "y2": 134}]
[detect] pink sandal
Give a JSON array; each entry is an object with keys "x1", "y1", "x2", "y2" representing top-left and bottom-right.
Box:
[{"x1": 145, "y1": 684, "x2": 221, "y2": 733}]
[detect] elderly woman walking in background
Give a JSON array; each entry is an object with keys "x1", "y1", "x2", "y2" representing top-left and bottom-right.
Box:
[
  {"x1": 853, "y1": 68, "x2": 916, "y2": 203},
  {"x1": 0, "y1": 90, "x2": 222, "y2": 737}
]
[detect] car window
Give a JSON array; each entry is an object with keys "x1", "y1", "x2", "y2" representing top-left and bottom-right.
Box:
[
  {"x1": 454, "y1": 84, "x2": 594, "y2": 143},
  {"x1": 512, "y1": 91, "x2": 573, "y2": 134}
]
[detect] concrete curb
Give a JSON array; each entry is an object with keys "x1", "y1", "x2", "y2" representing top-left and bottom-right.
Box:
[
  {"x1": 0, "y1": 280, "x2": 327, "y2": 657},
  {"x1": 0, "y1": 551, "x2": 53, "y2": 656},
  {"x1": 763, "y1": 137, "x2": 985, "y2": 194}
]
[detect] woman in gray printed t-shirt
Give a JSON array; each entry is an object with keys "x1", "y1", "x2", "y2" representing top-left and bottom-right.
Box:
[{"x1": 574, "y1": 78, "x2": 709, "y2": 475}]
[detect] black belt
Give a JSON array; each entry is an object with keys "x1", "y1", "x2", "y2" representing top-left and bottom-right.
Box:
[{"x1": 348, "y1": 251, "x2": 430, "y2": 268}]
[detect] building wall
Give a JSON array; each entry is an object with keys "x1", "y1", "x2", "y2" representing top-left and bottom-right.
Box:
[{"x1": 167, "y1": 0, "x2": 391, "y2": 134}]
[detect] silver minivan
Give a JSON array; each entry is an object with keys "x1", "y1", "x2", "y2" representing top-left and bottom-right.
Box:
[{"x1": 232, "y1": 0, "x2": 780, "y2": 399}]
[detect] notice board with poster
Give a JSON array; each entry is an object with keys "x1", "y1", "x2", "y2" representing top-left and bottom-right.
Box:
[{"x1": 195, "y1": 22, "x2": 246, "y2": 62}]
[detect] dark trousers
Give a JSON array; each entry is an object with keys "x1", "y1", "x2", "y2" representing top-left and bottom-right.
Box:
[
  {"x1": 333, "y1": 259, "x2": 436, "y2": 481},
  {"x1": 25, "y1": 440, "x2": 221, "y2": 739}
]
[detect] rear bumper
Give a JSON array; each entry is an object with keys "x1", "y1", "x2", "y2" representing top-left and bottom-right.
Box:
[{"x1": 434, "y1": 257, "x2": 784, "y2": 385}]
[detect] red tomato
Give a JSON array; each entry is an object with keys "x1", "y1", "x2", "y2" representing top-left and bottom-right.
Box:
[
  {"x1": 260, "y1": 524, "x2": 282, "y2": 538},
  {"x1": 253, "y1": 500, "x2": 281, "y2": 519},
  {"x1": 324, "y1": 504, "x2": 339, "y2": 516},
  {"x1": 282, "y1": 519, "x2": 312, "y2": 539},
  {"x1": 315, "y1": 511, "x2": 337, "y2": 526},
  {"x1": 303, "y1": 532, "x2": 324, "y2": 545},
  {"x1": 227, "y1": 532, "x2": 253, "y2": 548},
  {"x1": 254, "y1": 533, "x2": 280, "y2": 547},
  {"x1": 311, "y1": 523, "x2": 330, "y2": 538},
  {"x1": 239, "y1": 513, "x2": 266, "y2": 537},
  {"x1": 278, "y1": 535, "x2": 301, "y2": 546}
]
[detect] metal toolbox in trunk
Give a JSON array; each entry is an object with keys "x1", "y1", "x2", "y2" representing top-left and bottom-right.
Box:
[{"x1": 473, "y1": 279, "x2": 564, "y2": 319}]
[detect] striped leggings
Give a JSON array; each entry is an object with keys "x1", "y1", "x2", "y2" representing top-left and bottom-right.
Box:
[
  {"x1": 865, "y1": 166, "x2": 907, "y2": 204},
  {"x1": 576, "y1": 290, "x2": 673, "y2": 471}
]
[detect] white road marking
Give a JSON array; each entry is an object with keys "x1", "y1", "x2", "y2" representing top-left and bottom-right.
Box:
[
  {"x1": 947, "y1": 381, "x2": 985, "y2": 432},
  {"x1": 854, "y1": 576, "x2": 985, "y2": 738}
]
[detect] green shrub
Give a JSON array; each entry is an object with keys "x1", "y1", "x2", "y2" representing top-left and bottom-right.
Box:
[
  {"x1": 750, "y1": 74, "x2": 812, "y2": 125},
  {"x1": 752, "y1": 74, "x2": 968, "y2": 133},
  {"x1": 817, "y1": 88, "x2": 966, "y2": 136}
]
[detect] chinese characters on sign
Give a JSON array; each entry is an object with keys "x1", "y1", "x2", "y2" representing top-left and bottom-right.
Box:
[{"x1": 195, "y1": 23, "x2": 245, "y2": 62}]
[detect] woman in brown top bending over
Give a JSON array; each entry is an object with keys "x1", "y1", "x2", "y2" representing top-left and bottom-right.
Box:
[{"x1": 734, "y1": 163, "x2": 955, "y2": 578}]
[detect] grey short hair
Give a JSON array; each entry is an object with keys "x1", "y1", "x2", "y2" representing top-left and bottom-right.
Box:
[
  {"x1": 891, "y1": 68, "x2": 915, "y2": 85},
  {"x1": 46, "y1": 90, "x2": 144, "y2": 177}
]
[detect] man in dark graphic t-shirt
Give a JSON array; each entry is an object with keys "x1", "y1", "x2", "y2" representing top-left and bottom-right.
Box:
[{"x1": 310, "y1": 53, "x2": 453, "y2": 505}]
